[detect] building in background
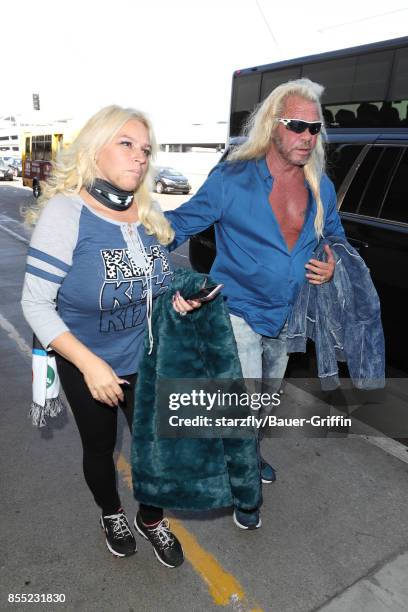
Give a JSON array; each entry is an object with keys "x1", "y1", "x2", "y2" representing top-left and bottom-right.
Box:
[{"x1": 155, "y1": 120, "x2": 227, "y2": 191}]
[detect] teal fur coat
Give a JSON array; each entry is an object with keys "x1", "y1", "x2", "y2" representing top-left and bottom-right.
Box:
[{"x1": 131, "y1": 268, "x2": 262, "y2": 511}]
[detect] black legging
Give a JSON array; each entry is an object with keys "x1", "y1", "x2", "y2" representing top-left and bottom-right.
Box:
[{"x1": 56, "y1": 355, "x2": 163, "y2": 524}]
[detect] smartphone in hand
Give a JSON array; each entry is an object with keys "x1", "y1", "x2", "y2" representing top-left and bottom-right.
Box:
[{"x1": 187, "y1": 283, "x2": 224, "y2": 303}]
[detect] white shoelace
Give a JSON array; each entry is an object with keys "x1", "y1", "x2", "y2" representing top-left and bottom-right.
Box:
[
  {"x1": 121, "y1": 223, "x2": 154, "y2": 354},
  {"x1": 151, "y1": 519, "x2": 173, "y2": 548},
  {"x1": 104, "y1": 512, "x2": 132, "y2": 538}
]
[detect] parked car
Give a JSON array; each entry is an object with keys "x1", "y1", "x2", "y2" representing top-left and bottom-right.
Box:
[
  {"x1": 154, "y1": 167, "x2": 191, "y2": 194},
  {"x1": 188, "y1": 131, "x2": 408, "y2": 372},
  {"x1": 7, "y1": 158, "x2": 22, "y2": 177},
  {"x1": 0, "y1": 158, "x2": 14, "y2": 181}
]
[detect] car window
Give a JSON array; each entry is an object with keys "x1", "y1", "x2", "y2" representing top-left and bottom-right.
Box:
[
  {"x1": 162, "y1": 168, "x2": 182, "y2": 176},
  {"x1": 340, "y1": 146, "x2": 401, "y2": 216},
  {"x1": 326, "y1": 144, "x2": 364, "y2": 192},
  {"x1": 378, "y1": 148, "x2": 408, "y2": 224},
  {"x1": 357, "y1": 147, "x2": 402, "y2": 216}
]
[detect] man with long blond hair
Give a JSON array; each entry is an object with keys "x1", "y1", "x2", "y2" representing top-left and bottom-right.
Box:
[{"x1": 166, "y1": 78, "x2": 345, "y2": 528}]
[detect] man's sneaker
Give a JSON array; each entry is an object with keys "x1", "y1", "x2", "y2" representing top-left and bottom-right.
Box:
[
  {"x1": 100, "y1": 509, "x2": 137, "y2": 557},
  {"x1": 233, "y1": 508, "x2": 262, "y2": 530},
  {"x1": 134, "y1": 513, "x2": 184, "y2": 568},
  {"x1": 261, "y1": 460, "x2": 276, "y2": 484}
]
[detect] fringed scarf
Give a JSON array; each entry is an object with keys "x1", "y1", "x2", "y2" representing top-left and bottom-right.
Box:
[{"x1": 30, "y1": 335, "x2": 65, "y2": 427}]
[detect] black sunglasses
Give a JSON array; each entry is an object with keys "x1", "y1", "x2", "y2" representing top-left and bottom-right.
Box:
[{"x1": 278, "y1": 118, "x2": 322, "y2": 135}]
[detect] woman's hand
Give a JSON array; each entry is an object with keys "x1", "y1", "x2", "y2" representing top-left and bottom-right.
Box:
[
  {"x1": 49, "y1": 331, "x2": 127, "y2": 407},
  {"x1": 305, "y1": 245, "x2": 335, "y2": 285},
  {"x1": 81, "y1": 354, "x2": 128, "y2": 406},
  {"x1": 172, "y1": 291, "x2": 201, "y2": 316}
]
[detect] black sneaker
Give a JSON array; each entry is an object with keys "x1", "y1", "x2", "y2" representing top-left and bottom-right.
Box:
[
  {"x1": 100, "y1": 509, "x2": 137, "y2": 557},
  {"x1": 134, "y1": 513, "x2": 184, "y2": 568},
  {"x1": 233, "y1": 508, "x2": 262, "y2": 530},
  {"x1": 260, "y1": 460, "x2": 277, "y2": 484}
]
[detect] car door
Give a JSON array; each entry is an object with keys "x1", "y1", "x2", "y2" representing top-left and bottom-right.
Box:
[{"x1": 336, "y1": 144, "x2": 408, "y2": 371}]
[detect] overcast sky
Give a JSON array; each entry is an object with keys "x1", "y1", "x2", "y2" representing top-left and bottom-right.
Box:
[{"x1": 3, "y1": 0, "x2": 408, "y2": 138}]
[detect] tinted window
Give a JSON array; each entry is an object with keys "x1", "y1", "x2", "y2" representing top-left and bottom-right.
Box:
[
  {"x1": 379, "y1": 148, "x2": 408, "y2": 223},
  {"x1": 260, "y1": 67, "x2": 301, "y2": 102},
  {"x1": 389, "y1": 47, "x2": 408, "y2": 100},
  {"x1": 230, "y1": 44, "x2": 408, "y2": 133},
  {"x1": 304, "y1": 57, "x2": 356, "y2": 104},
  {"x1": 230, "y1": 73, "x2": 262, "y2": 137},
  {"x1": 326, "y1": 144, "x2": 364, "y2": 192},
  {"x1": 357, "y1": 147, "x2": 401, "y2": 216},
  {"x1": 341, "y1": 146, "x2": 401, "y2": 216},
  {"x1": 44, "y1": 135, "x2": 52, "y2": 161},
  {"x1": 352, "y1": 51, "x2": 393, "y2": 101}
]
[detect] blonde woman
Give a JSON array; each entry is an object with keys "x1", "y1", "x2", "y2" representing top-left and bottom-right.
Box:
[
  {"x1": 166, "y1": 79, "x2": 345, "y2": 528},
  {"x1": 21, "y1": 106, "x2": 196, "y2": 565}
]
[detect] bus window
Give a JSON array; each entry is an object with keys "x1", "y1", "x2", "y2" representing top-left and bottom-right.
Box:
[
  {"x1": 230, "y1": 73, "x2": 261, "y2": 137},
  {"x1": 32, "y1": 136, "x2": 39, "y2": 160},
  {"x1": 31, "y1": 134, "x2": 52, "y2": 161},
  {"x1": 228, "y1": 37, "x2": 408, "y2": 136},
  {"x1": 33, "y1": 136, "x2": 42, "y2": 160},
  {"x1": 352, "y1": 51, "x2": 393, "y2": 101},
  {"x1": 260, "y1": 67, "x2": 301, "y2": 102},
  {"x1": 389, "y1": 47, "x2": 408, "y2": 101},
  {"x1": 44, "y1": 135, "x2": 52, "y2": 161},
  {"x1": 303, "y1": 57, "x2": 355, "y2": 104}
]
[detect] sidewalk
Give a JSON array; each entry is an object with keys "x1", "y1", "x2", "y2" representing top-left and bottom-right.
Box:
[{"x1": 1, "y1": 222, "x2": 408, "y2": 612}]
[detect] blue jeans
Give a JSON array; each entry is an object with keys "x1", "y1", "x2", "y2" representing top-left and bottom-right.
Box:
[
  {"x1": 230, "y1": 314, "x2": 289, "y2": 437},
  {"x1": 230, "y1": 314, "x2": 289, "y2": 384}
]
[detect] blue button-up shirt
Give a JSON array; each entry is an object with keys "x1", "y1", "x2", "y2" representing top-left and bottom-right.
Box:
[{"x1": 165, "y1": 157, "x2": 345, "y2": 337}]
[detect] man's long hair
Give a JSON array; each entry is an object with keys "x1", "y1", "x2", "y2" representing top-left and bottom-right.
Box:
[
  {"x1": 24, "y1": 105, "x2": 174, "y2": 245},
  {"x1": 228, "y1": 78, "x2": 327, "y2": 237}
]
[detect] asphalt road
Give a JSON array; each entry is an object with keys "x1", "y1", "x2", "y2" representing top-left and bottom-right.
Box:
[{"x1": 1, "y1": 182, "x2": 408, "y2": 612}]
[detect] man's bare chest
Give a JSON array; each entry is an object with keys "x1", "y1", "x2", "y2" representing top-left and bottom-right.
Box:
[
  {"x1": 268, "y1": 181, "x2": 308, "y2": 249},
  {"x1": 269, "y1": 182, "x2": 308, "y2": 228}
]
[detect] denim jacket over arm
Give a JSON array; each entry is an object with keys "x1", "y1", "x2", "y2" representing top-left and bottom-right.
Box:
[{"x1": 287, "y1": 236, "x2": 385, "y2": 390}]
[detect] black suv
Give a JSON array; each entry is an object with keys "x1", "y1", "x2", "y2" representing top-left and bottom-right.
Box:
[{"x1": 188, "y1": 131, "x2": 408, "y2": 372}]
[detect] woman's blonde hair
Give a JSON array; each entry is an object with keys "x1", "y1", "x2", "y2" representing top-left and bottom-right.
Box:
[
  {"x1": 25, "y1": 105, "x2": 174, "y2": 245},
  {"x1": 228, "y1": 78, "x2": 327, "y2": 237}
]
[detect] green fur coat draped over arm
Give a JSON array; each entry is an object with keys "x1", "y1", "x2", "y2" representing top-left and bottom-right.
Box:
[{"x1": 131, "y1": 268, "x2": 262, "y2": 511}]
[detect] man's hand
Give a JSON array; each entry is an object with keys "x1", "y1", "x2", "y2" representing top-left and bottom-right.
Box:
[{"x1": 305, "y1": 244, "x2": 335, "y2": 284}]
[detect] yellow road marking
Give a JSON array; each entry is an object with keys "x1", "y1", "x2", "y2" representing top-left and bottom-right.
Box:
[{"x1": 116, "y1": 452, "x2": 265, "y2": 612}]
